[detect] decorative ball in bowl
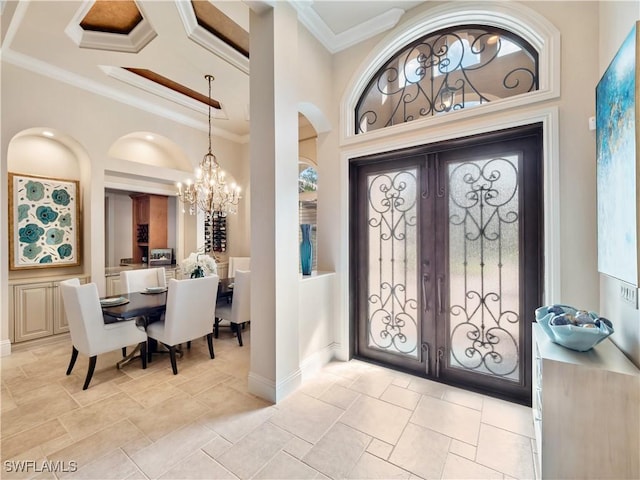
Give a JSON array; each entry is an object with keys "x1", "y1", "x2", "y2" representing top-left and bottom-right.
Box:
[{"x1": 535, "y1": 304, "x2": 614, "y2": 352}]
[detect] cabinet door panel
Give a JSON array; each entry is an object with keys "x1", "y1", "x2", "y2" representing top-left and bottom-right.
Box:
[{"x1": 14, "y1": 283, "x2": 54, "y2": 342}]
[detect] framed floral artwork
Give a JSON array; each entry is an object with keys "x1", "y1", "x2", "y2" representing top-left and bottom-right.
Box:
[{"x1": 9, "y1": 173, "x2": 81, "y2": 270}]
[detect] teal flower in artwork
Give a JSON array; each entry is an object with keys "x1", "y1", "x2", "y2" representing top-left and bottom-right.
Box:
[
  {"x1": 36, "y1": 206, "x2": 59, "y2": 225},
  {"x1": 51, "y1": 189, "x2": 71, "y2": 206},
  {"x1": 58, "y1": 213, "x2": 72, "y2": 227},
  {"x1": 25, "y1": 181, "x2": 44, "y2": 201},
  {"x1": 46, "y1": 228, "x2": 64, "y2": 245},
  {"x1": 23, "y1": 244, "x2": 42, "y2": 259},
  {"x1": 39, "y1": 255, "x2": 53, "y2": 264},
  {"x1": 18, "y1": 204, "x2": 30, "y2": 222},
  {"x1": 57, "y1": 244, "x2": 72, "y2": 259},
  {"x1": 19, "y1": 223, "x2": 44, "y2": 243}
]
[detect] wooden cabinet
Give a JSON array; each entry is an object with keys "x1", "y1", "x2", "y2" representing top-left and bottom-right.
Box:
[
  {"x1": 11, "y1": 276, "x2": 89, "y2": 343},
  {"x1": 106, "y1": 275, "x2": 123, "y2": 297},
  {"x1": 131, "y1": 194, "x2": 168, "y2": 264},
  {"x1": 532, "y1": 324, "x2": 640, "y2": 479}
]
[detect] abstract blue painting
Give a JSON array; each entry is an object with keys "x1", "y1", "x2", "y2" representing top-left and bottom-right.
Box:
[
  {"x1": 596, "y1": 23, "x2": 638, "y2": 286},
  {"x1": 9, "y1": 173, "x2": 80, "y2": 270}
]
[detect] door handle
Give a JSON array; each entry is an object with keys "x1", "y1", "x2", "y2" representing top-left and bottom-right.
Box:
[
  {"x1": 422, "y1": 273, "x2": 430, "y2": 312},
  {"x1": 437, "y1": 275, "x2": 444, "y2": 314},
  {"x1": 421, "y1": 342, "x2": 430, "y2": 376}
]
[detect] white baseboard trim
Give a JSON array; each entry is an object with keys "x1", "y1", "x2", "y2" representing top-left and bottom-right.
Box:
[
  {"x1": 300, "y1": 343, "x2": 340, "y2": 379},
  {"x1": 0, "y1": 339, "x2": 12, "y2": 357},
  {"x1": 248, "y1": 367, "x2": 303, "y2": 403}
]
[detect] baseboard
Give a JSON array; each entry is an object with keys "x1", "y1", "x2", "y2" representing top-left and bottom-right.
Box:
[
  {"x1": 300, "y1": 343, "x2": 339, "y2": 379},
  {"x1": 0, "y1": 339, "x2": 12, "y2": 357},
  {"x1": 248, "y1": 367, "x2": 302, "y2": 403}
]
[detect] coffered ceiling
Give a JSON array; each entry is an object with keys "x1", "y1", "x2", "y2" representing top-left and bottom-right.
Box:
[{"x1": 1, "y1": 1, "x2": 426, "y2": 141}]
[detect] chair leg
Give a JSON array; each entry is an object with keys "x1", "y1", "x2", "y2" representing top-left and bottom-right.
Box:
[
  {"x1": 236, "y1": 323, "x2": 243, "y2": 347},
  {"x1": 122, "y1": 347, "x2": 127, "y2": 357},
  {"x1": 214, "y1": 318, "x2": 220, "y2": 338},
  {"x1": 66, "y1": 346, "x2": 79, "y2": 375},
  {"x1": 83, "y1": 356, "x2": 97, "y2": 390},
  {"x1": 169, "y1": 346, "x2": 178, "y2": 375},
  {"x1": 187, "y1": 341, "x2": 191, "y2": 349},
  {"x1": 140, "y1": 342, "x2": 147, "y2": 369},
  {"x1": 206, "y1": 333, "x2": 215, "y2": 359}
]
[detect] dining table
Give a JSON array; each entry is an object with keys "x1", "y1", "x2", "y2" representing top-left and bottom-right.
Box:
[{"x1": 101, "y1": 277, "x2": 234, "y2": 368}]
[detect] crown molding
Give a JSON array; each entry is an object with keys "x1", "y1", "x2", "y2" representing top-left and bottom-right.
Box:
[
  {"x1": 65, "y1": 1, "x2": 157, "y2": 53},
  {"x1": 175, "y1": 1, "x2": 250, "y2": 75},
  {"x1": 292, "y1": 2, "x2": 406, "y2": 53},
  {"x1": 100, "y1": 66, "x2": 230, "y2": 120}
]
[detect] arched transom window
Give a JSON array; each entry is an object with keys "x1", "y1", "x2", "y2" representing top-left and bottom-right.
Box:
[{"x1": 356, "y1": 25, "x2": 539, "y2": 134}]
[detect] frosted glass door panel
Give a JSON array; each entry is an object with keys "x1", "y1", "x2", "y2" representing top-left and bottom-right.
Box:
[{"x1": 366, "y1": 168, "x2": 419, "y2": 358}]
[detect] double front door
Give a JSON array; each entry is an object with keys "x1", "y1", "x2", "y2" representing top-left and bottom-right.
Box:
[{"x1": 351, "y1": 125, "x2": 542, "y2": 403}]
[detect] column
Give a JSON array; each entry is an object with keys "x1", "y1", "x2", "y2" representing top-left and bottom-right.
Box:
[{"x1": 248, "y1": 2, "x2": 301, "y2": 402}]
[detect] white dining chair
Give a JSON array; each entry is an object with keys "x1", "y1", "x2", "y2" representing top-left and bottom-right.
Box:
[
  {"x1": 120, "y1": 267, "x2": 166, "y2": 293},
  {"x1": 59, "y1": 278, "x2": 147, "y2": 390},
  {"x1": 146, "y1": 275, "x2": 219, "y2": 374},
  {"x1": 228, "y1": 257, "x2": 250, "y2": 278},
  {"x1": 215, "y1": 270, "x2": 251, "y2": 346}
]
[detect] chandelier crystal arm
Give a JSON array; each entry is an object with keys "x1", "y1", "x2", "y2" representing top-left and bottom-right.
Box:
[{"x1": 176, "y1": 74, "x2": 241, "y2": 215}]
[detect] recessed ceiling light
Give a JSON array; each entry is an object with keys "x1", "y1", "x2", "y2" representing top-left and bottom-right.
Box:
[
  {"x1": 42, "y1": 131, "x2": 55, "y2": 137},
  {"x1": 145, "y1": 134, "x2": 154, "y2": 141}
]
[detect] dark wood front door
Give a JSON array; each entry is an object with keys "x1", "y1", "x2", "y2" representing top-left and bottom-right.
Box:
[{"x1": 351, "y1": 125, "x2": 542, "y2": 404}]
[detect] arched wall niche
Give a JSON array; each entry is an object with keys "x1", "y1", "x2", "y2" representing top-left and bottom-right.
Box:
[
  {"x1": 341, "y1": 1, "x2": 561, "y2": 142},
  {"x1": 108, "y1": 132, "x2": 192, "y2": 171},
  {"x1": 7, "y1": 127, "x2": 92, "y2": 279}
]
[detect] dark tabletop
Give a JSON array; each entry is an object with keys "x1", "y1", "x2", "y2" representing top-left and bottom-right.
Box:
[{"x1": 102, "y1": 277, "x2": 234, "y2": 324}]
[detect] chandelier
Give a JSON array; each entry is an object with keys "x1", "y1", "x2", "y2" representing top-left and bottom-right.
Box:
[{"x1": 177, "y1": 74, "x2": 241, "y2": 215}]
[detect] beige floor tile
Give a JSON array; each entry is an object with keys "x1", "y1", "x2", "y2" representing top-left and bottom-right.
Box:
[
  {"x1": 131, "y1": 422, "x2": 218, "y2": 479},
  {"x1": 341, "y1": 394, "x2": 412, "y2": 445},
  {"x1": 318, "y1": 383, "x2": 360, "y2": 410},
  {"x1": 116, "y1": 369, "x2": 176, "y2": 396},
  {"x1": 1, "y1": 392, "x2": 79, "y2": 438},
  {"x1": 57, "y1": 392, "x2": 142, "y2": 440},
  {"x1": 449, "y1": 439, "x2": 476, "y2": 461},
  {"x1": 347, "y1": 452, "x2": 412, "y2": 479},
  {"x1": 296, "y1": 372, "x2": 343, "y2": 399},
  {"x1": 442, "y1": 386, "x2": 484, "y2": 411},
  {"x1": 158, "y1": 450, "x2": 237, "y2": 479},
  {"x1": 348, "y1": 371, "x2": 395, "y2": 398},
  {"x1": 476, "y1": 424, "x2": 534, "y2": 479},
  {"x1": 406, "y1": 376, "x2": 447, "y2": 399},
  {"x1": 410, "y1": 394, "x2": 481, "y2": 445},
  {"x1": 388, "y1": 422, "x2": 451, "y2": 479},
  {"x1": 2, "y1": 446, "x2": 47, "y2": 480},
  {"x1": 174, "y1": 367, "x2": 233, "y2": 396},
  {"x1": 441, "y1": 453, "x2": 504, "y2": 479},
  {"x1": 380, "y1": 384, "x2": 422, "y2": 411},
  {"x1": 64, "y1": 449, "x2": 141, "y2": 479},
  {"x1": 9, "y1": 382, "x2": 69, "y2": 406},
  {"x1": 68, "y1": 380, "x2": 123, "y2": 407},
  {"x1": 366, "y1": 438, "x2": 393, "y2": 460},
  {"x1": 120, "y1": 435, "x2": 153, "y2": 458},
  {"x1": 201, "y1": 435, "x2": 233, "y2": 459},
  {"x1": 254, "y1": 451, "x2": 319, "y2": 479},
  {"x1": 1, "y1": 351, "x2": 39, "y2": 369},
  {"x1": 207, "y1": 404, "x2": 276, "y2": 443},
  {"x1": 481, "y1": 397, "x2": 535, "y2": 438},
  {"x1": 48, "y1": 420, "x2": 146, "y2": 471},
  {"x1": 217, "y1": 422, "x2": 293, "y2": 479},
  {"x1": 269, "y1": 392, "x2": 343, "y2": 443},
  {"x1": 303, "y1": 423, "x2": 371, "y2": 479},
  {"x1": 1, "y1": 418, "x2": 68, "y2": 461},
  {"x1": 283, "y1": 436, "x2": 314, "y2": 459},
  {"x1": 127, "y1": 393, "x2": 210, "y2": 441},
  {"x1": 125, "y1": 381, "x2": 183, "y2": 408}
]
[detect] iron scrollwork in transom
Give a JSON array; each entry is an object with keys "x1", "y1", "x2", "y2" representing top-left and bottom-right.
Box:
[{"x1": 356, "y1": 26, "x2": 539, "y2": 134}]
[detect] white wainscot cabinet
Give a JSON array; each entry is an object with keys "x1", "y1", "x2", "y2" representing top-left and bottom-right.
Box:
[
  {"x1": 532, "y1": 324, "x2": 640, "y2": 479},
  {"x1": 10, "y1": 276, "x2": 89, "y2": 343}
]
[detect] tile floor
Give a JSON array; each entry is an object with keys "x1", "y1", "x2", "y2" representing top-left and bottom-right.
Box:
[{"x1": 1, "y1": 329, "x2": 537, "y2": 479}]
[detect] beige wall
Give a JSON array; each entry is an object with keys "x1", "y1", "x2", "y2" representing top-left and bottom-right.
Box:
[{"x1": 598, "y1": 1, "x2": 640, "y2": 366}]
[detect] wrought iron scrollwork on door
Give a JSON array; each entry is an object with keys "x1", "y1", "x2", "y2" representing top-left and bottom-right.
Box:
[
  {"x1": 367, "y1": 169, "x2": 419, "y2": 358},
  {"x1": 447, "y1": 156, "x2": 520, "y2": 380}
]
